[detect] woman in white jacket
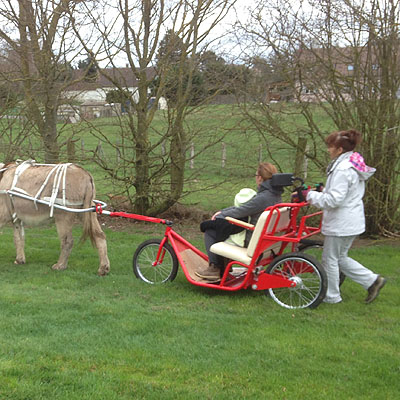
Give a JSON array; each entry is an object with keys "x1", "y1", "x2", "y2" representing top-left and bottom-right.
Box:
[{"x1": 306, "y1": 129, "x2": 386, "y2": 304}]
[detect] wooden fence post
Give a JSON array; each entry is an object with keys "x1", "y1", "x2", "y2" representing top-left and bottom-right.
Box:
[
  {"x1": 116, "y1": 140, "x2": 121, "y2": 163},
  {"x1": 96, "y1": 141, "x2": 105, "y2": 160},
  {"x1": 67, "y1": 139, "x2": 76, "y2": 162},
  {"x1": 190, "y1": 142, "x2": 195, "y2": 169},
  {"x1": 303, "y1": 145, "x2": 309, "y2": 180},
  {"x1": 161, "y1": 140, "x2": 166, "y2": 156},
  {"x1": 294, "y1": 135, "x2": 308, "y2": 180},
  {"x1": 222, "y1": 142, "x2": 226, "y2": 168}
]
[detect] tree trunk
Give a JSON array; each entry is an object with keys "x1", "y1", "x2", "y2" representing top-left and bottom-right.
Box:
[{"x1": 43, "y1": 107, "x2": 60, "y2": 163}]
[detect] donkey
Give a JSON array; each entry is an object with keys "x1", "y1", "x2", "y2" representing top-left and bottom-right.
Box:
[{"x1": 0, "y1": 161, "x2": 110, "y2": 275}]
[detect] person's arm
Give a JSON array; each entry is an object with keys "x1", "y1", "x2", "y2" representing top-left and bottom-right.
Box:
[
  {"x1": 211, "y1": 211, "x2": 221, "y2": 220},
  {"x1": 219, "y1": 192, "x2": 270, "y2": 219},
  {"x1": 307, "y1": 169, "x2": 352, "y2": 209}
]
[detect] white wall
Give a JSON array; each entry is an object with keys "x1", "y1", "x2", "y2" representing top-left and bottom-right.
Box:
[{"x1": 64, "y1": 87, "x2": 139, "y2": 103}]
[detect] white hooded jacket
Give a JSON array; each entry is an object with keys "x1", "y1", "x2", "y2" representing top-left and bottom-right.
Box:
[{"x1": 307, "y1": 151, "x2": 375, "y2": 236}]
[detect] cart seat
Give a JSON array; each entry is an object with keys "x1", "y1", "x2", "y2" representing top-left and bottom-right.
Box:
[{"x1": 210, "y1": 207, "x2": 291, "y2": 266}]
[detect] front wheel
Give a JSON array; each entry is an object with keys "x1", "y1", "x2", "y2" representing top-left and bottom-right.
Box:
[
  {"x1": 266, "y1": 252, "x2": 327, "y2": 309},
  {"x1": 133, "y1": 239, "x2": 178, "y2": 284}
]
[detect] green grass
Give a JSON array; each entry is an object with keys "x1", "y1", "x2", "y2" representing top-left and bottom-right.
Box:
[{"x1": 0, "y1": 223, "x2": 399, "y2": 399}]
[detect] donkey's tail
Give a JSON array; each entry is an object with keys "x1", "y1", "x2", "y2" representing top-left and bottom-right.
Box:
[{"x1": 80, "y1": 173, "x2": 105, "y2": 246}]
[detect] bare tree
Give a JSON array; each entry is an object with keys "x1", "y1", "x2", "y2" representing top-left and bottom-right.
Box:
[
  {"x1": 0, "y1": 0, "x2": 92, "y2": 163},
  {"x1": 236, "y1": 0, "x2": 400, "y2": 235},
  {"x1": 0, "y1": 46, "x2": 27, "y2": 161},
  {"x1": 74, "y1": 0, "x2": 236, "y2": 215}
]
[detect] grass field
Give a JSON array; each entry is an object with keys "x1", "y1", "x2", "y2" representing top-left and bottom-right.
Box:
[
  {"x1": 1, "y1": 104, "x2": 399, "y2": 398},
  {"x1": 0, "y1": 221, "x2": 399, "y2": 399}
]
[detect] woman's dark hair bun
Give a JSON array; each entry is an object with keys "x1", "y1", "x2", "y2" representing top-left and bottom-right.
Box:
[{"x1": 326, "y1": 129, "x2": 362, "y2": 151}]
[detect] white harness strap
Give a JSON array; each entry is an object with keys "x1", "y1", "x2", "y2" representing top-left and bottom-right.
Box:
[
  {"x1": 9, "y1": 187, "x2": 30, "y2": 195},
  {"x1": 34, "y1": 163, "x2": 72, "y2": 217},
  {"x1": 4, "y1": 160, "x2": 73, "y2": 219},
  {"x1": 7, "y1": 160, "x2": 35, "y2": 223},
  {"x1": 11, "y1": 160, "x2": 35, "y2": 191}
]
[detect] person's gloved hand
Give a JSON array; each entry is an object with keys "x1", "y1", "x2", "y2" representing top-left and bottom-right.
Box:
[
  {"x1": 290, "y1": 192, "x2": 300, "y2": 203},
  {"x1": 291, "y1": 186, "x2": 311, "y2": 202}
]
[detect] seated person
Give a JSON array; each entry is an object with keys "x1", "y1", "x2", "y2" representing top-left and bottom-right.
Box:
[
  {"x1": 225, "y1": 188, "x2": 257, "y2": 247},
  {"x1": 196, "y1": 162, "x2": 283, "y2": 281},
  {"x1": 199, "y1": 188, "x2": 256, "y2": 266}
]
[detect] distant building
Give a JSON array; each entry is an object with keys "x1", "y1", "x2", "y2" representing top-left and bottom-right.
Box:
[
  {"x1": 260, "y1": 46, "x2": 400, "y2": 104},
  {"x1": 64, "y1": 67, "x2": 155, "y2": 104},
  {"x1": 293, "y1": 46, "x2": 400, "y2": 102},
  {"x1": 61, "y1": 67, "x2": 168, "y2": 119}
]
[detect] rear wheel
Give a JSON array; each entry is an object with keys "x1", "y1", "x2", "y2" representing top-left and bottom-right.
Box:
[
  {"x1": 266, "y1": 252, "x2": 327, "y2": 309},
  {"x1": 298, "y1": 242, "x2": 346, "y2": 286},
  {"x1": 133, "y1": 239, "x2": 178, "y2": 284}
]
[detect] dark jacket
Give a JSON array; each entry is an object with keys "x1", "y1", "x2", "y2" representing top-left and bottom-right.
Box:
[
  {"x1": 218, "y1": 179, "x2": 284, "y2": 245},
  {"x1": 200, "y1": 216, "x2": 247, "y2": 242}
]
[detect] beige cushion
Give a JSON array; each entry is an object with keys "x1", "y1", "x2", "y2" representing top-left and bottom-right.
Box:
[
  {"x1": 210, "y1": 207, "x2": 291, "y2": 265},
  {"x1": 210, "y1": 242, "x2": 252, "y2": 265}
]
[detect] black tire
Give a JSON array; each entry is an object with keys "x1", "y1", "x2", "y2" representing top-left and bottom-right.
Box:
[
  {"x1": 133, "y1": 239, "x2": 178, "y2": 284},
  {"x1": 266, "y1": 252, "x2": 327, "y2": 309},
  {"x1": 298, "y1": 243, "x2": 346, "y2": 287}
]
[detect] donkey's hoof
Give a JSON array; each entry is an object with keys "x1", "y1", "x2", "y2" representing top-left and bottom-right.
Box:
[
  {"x1": 97, "y1": 264, "x2": 110, "y2": 276},
  {"x1": 14, "y1": 259, "x2": 26, "y2": 265},
  {"x1": 52, "y1": 263, "x2": 68, "y2": 271}
]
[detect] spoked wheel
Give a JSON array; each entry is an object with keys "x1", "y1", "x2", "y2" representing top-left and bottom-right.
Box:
[
  {"x1": 298, "y1": 242, "x2": 346, "y2": 287},
  {"x1": 266, "y1": 252, "x2": 327, "y2": 309},
  {"x1": 133, "y1": 239, "x2": 178, "y2": 284}
]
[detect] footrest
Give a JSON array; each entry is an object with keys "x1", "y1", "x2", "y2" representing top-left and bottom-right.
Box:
[{"x1": 180, "y1": 249, "x2": 210, "y2": 283}]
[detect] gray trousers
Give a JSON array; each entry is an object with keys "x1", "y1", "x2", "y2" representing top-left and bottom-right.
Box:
[{"x1": 322, "y1": 235, "x2": 378, "y2": 303}]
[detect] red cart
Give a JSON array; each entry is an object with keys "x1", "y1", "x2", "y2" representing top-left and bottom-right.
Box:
[{"x1": 97, "y1": 174, "x2": 327, "y2": 309}]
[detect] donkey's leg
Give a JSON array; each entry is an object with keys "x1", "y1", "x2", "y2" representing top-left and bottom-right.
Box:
[
  {"x1": 13, "y1": 221, "x2": 26, "y2": 265},
  {"x1": 52, "y1": 214, "x2": 75, "y2": 271},
  {"x1": 90, "y1": 214, "x2": 110, "y2": 276}
]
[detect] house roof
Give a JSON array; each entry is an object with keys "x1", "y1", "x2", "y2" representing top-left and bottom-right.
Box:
[
  {"x1": 294, "y1": 46, "x2": 382, "y2": 75},
  {"x1": 67, "y1": 67, "x2": 156, "y2": 91}
]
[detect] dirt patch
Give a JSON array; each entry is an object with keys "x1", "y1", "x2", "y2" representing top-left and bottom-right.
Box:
[
  {"x1": 97, "y1": 214, "x2": 146, "y2": 233},
  {"x1": 158, "y1": 203, "x2": 211, "y2": 223}
]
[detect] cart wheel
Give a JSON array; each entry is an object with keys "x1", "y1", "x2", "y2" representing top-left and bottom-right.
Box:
[
  {"x1": 133, "y1": 239, "x2": 178, "y2": 284},
  {"x1": 266, "y1": 252, "x2": 327, "y2": 309},
  {"x1": 298, "y1": 243, "x2": 346, "y2": 287}
]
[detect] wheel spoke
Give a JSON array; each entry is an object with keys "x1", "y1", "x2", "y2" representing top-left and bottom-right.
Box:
[
  {"x1": 267, "y1": 253, "x2": 327, "y2": 309},
  {"x1": 133, "y1": 240, "x2": 178, "y2": 284}
]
